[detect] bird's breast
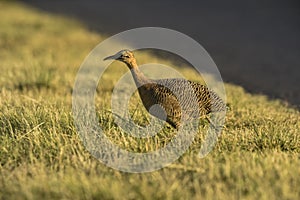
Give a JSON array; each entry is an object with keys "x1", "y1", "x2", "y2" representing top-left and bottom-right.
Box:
[{"x1": 137, "y1": 84, "x2": 157, "y2": 110}]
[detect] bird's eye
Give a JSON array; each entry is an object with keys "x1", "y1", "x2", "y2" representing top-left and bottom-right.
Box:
[{"x1": 123, "y1": 55, "x2": 130, "y2": 58}]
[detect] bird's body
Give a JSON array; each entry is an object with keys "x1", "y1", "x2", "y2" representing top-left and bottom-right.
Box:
[{"x1": 104, "y1": 50, "x2": 226, "y2": 129}]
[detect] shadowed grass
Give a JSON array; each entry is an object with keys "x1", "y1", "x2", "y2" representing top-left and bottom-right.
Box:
[{"x1": 0, "y1": 1, "x2": 299, "y2": 200}]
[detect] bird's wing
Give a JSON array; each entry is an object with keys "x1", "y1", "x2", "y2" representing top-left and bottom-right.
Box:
[
  {"x1": 153, "y1": 79, "x2": 202, "y2": 120},
  {"x1": 188, "y1": 81, "x2": 226, "y2": 112}
]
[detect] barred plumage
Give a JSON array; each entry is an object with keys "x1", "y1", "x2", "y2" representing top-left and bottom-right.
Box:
[{"x1": 104, "y1": 50, "x2": 226, "y2": 129}]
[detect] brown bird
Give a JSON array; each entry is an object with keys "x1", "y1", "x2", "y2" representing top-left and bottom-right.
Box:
[{"x1": 104, "y1": 50, "x2": 226, "y2": 129}]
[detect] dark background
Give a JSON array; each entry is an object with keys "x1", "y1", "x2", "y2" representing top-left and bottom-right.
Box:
[{"x1": 23, "y1": 0, "x2": 300, "y2": 108}]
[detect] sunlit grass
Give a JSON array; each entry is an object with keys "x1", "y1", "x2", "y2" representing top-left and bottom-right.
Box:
[{"x1": 0, "y1": 1, "x2": 299, "y2": 199}]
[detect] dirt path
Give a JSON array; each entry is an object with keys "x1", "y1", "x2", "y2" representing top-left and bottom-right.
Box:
[{"x1": 23, "y1": 0, "x2": 300, "y2": 108}]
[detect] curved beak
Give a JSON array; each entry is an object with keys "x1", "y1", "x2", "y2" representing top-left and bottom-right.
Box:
[{"x1": 103, "y1": 54, "x2": 119, "y2": 61}]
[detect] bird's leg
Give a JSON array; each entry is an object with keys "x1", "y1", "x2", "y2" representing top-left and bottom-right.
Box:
[{"x1": 205, "y1": 113, "x2": 226, "y2": 136}]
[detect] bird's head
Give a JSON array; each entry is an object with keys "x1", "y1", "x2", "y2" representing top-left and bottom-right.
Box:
[{"x1": 104, "y1": 49, "x2": 135, "y2": 66}]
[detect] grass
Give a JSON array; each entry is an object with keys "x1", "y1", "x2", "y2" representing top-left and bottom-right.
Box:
[{"x1": 0, "y1": 1, "x2": 300, "y2": 199}]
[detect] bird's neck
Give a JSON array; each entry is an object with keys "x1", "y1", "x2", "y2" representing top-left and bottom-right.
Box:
[{"x1": 126, "y1": 60, "x2": 150, "y2": 87}]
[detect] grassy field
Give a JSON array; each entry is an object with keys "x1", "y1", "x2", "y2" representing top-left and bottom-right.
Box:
[{"x1": 0, "y1": 1, "x2": 300, "y2": 199}]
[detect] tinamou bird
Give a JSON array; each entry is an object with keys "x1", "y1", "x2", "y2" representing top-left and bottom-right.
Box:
[{"x1": 104, "y1": 49, "x2": 226, "y2": 130}]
